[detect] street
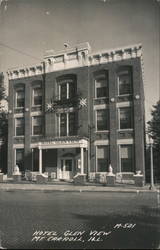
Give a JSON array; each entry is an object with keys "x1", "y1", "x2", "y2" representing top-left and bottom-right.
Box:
[{"x1": 0, "y1": 191, "x2": 159, "y2": 249}]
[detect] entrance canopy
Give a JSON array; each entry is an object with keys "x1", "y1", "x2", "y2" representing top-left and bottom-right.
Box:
[
  {"x1": 31, "y1": 136, "x2": 88, "y2": 175},
  {"x1": 31, "y1": 136, "x2": 88, "y2": 149}
]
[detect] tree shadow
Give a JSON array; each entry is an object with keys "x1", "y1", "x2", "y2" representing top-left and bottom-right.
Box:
[{"x1": 68, "y1": 205, "x2": 160, "y2": 249}]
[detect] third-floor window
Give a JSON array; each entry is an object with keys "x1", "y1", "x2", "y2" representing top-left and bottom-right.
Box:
[
  {"x1": 16, "y1": 90, "x2": 25, "y2": 108},
  {"x1": 95, "y1": 72, "x2": 108, "y2": 98},
  {"x1": 59, "y1": 80, "x2": 77, "y2": 101},
  {"x1": 117, "y1": 67, "x2": 132, "y2": 96},
  {"x1": 32, "y1": 88, "x2": 42, "y2": 106}
]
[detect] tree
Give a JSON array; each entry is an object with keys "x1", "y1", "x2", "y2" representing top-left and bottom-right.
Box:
[
  {"x1": 147, "y1": 100, "x2": 160, "y2": 150},
  {"x1": 0, "y1": 73, "x2": 5, "y2": 102},
  {"x1": 0, "y1": 72, "x2": 7, "y2": 138},
  {"x1": 0, "y1": 72, "x2": 8, "y2": 173},
  {"x1": 147, "y1": 100, "x2": 160, "y2": 182}
]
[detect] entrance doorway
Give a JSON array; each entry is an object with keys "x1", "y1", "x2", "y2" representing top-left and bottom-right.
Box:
[{"x1": 60, "y1": 158, "x2": 73, "y2": 180}]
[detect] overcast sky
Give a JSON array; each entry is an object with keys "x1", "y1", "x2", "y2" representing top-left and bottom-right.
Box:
[{"x1": 0, "y1": 0, "x2": 159, "y2": 121}]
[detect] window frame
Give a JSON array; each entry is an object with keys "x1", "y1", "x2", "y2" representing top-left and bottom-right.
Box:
[
  {"x1": 117, "y1": 68, "x2": 132, "y2": 96},
  {"x1": 58, "y1": 79, "x2": 77, "y2": 101},
  {"x1": 32, "y1": 87, "x2": 43, "y2": 107},
  {"x1": 15, "y1": 89, "x2": 25, "y2": 108},
  {"x1": 119, "y1": 144, "x2": 134, "y2": 172},
  {"x1": 118, "y1": 106, "x2": 133, "y2": 130},
  {"x1": 32, "y1": 116, "x2": 43, "y2": 136},
  {"x1": 59, "y1": 112, "x2": 78, "y2": 137},
  {"x1": 94, "y1": 72, "x2": 108, "y2": 99},
  {"x1": 96, "y1": 109, "x2": 109, "y2": 132},
  {"x1": 96, "y1": 145, "x2": 109, "y2": 172},
  {"x1": 15, "y1": 117, "x2": 25, "y2": 136}
]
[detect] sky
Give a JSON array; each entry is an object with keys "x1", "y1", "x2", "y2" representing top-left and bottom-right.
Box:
[{"x1": 0, "y1": 0, "x2": 159, "y2": 122}]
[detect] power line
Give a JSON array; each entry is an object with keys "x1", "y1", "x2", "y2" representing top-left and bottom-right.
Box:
[{"x1": 0, "y1": 41, "x2": 41, "y2": 61}]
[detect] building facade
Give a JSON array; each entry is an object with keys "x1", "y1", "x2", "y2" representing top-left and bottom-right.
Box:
[{"x1": 7, "y1": 42, "x2": 145, "y2": 182}]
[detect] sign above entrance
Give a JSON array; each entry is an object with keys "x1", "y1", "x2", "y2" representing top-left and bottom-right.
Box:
[{"x1": 31, "y1": 138, "x2": 88, "y2": 149}]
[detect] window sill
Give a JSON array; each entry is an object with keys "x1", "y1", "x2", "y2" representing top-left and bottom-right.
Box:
[
  {"x1": 14, "y1": 136, "x2": 24, "y2": 138},
  {"x1": 95, "y1": 130, "x2": 109, "y2": 133},
  {"x1": 14, "y1": 107, "x2": 25, "y2": 109},
  {"x1": 32, "y1": 135, "x2": 43, "y2": 136},
  {"x1": 118, "y1": 129, "x2": 133, "y2": 131},
  {"x1": 117, "y1": 94, "x2": 132, "y2": 97},
  {"x1": 32, "y1": 105, "x2": 42, "y2": 107},
  {"x1": 94, "y1": 97, "x2": 109, "y2": 100}
]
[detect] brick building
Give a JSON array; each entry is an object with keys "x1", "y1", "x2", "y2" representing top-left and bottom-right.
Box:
[{"x1": 7, "y1": 42, "x2": 145, "y2": 182}]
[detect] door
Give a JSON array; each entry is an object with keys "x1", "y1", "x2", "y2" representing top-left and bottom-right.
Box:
[{"x1": 60, "y1": 158, "x2": 73, "y2": 180}]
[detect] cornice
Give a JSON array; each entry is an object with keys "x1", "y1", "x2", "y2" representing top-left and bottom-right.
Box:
[{"x1": 7, "y1": 43, "x2": 143, "y2": 80}]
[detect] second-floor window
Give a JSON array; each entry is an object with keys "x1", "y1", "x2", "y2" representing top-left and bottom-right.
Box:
[
  {"x1": 118, "y1": 68, "x2": 132, "y2": 95},
  {"x1": 16, "y1": 90, "x2": 25, "y2": 108},
  {"x1": 119, "y1": 107, "x2": 133, "y2": 130},
  {"x1": 15, "y1": 117, "x2": 24, "y2": 136},
  {"x1": 33, "y1": 88, "x2": 42, "y2": 106},
  {"x1": 59, "y1": 112, "x2": 78, "y2": 136},
  {"x1": 96, "y1": 109, "x2": 109, "y2": 131},
  {"x1": 32, "y1": 116, "x2": 43, "y2": 135},
  {"x1": 95, "y1": 72, "x2": 108, "y2": 98}
]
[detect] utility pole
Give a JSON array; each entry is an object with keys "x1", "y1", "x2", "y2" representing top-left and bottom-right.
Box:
[{"x1": 149, "y1": 136, "x2": 155, "y2": 190}]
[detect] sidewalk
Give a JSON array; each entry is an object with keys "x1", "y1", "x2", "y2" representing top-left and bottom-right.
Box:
[{"x1": 0, "y1": 181, "x2": 159, "y2": 193}]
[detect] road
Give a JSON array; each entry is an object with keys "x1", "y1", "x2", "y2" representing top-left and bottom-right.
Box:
[{"x1": 0, "y1": 191, "x2": 159, "y2": 249}]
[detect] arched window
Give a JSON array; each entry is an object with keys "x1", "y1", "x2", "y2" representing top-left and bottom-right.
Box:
[
  {"x1": 56, "y1": 75, "x2": 77, "y2": 100},
  {"x1": 117, "y1": 66, "x2": 132, "y2": 96},
  {"x1": 94, "y1": 70, "x2": 108, "y2": 98}
]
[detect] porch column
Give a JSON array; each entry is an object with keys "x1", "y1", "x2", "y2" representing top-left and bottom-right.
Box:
[
  {"x1": 80, "y1": 147, "x2": 84, "y2": 174},
  {"x1": 39, "y1": 147, "x2": 42, "y2": 174}
]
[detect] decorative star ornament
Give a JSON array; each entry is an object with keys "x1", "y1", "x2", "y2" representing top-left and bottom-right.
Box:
[
  {"x1": 46, "y1": 102, "x2": 55, "y2": 112},
  {"x1": 79, "y1": 97, "x2": 87, "y2": 108}
]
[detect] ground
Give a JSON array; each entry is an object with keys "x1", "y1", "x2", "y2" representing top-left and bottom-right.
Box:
[{"x1": 0, "y1": 191, "x2": 159, "y2": 249}]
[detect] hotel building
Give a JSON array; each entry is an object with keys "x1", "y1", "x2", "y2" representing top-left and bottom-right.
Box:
[{"x1": 7, "y1": 42, "x2": 145, "y2": 182}]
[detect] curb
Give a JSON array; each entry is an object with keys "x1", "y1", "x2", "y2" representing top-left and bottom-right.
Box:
[{"x1": 0, "y1": 187, "x2": 158, "y2": 193}]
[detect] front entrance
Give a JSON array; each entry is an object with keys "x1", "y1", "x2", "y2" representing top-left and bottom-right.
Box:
[{"x1": 60, "y1": 158, "x2": 73, "y2": 180}]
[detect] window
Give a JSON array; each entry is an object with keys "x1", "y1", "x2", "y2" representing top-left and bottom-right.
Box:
[
  {"x1": 16, "y1": 90, "x2": 25, "y2": 108},
  {"x1": 15, "y1": 117, "x2": 24, "y2": 136},
  {"x1": 69, "y1": 112, "x2": 77, "y2": 136},
  {"x1": 59, "y1": 112, "x2": 78, "y2": 136},
  {"x1": 32, "y1": 116, "x2": 43, "y2": 135},
  {"x1": 59, "y1": 80, "x2": 77, "y2": 100},
  {"x1": 33, "y1": 88, "x2": 42, "y2": 106},
  {"x1": 95, "y1": 73, "x2": 108, "y2": 98},
  {"x1": 96, "y1": 146, "x2": 109, "y2": 172},
  {"x1": 60, "y1": 113, "x2": 67, "y2": 136},
  {"x1": 119, "y1": 107, "x2": 133, "y2": 129},
  {"x1": 60, "y1": 83, "x2": 67, "y2": 100},
  {"x1": 118, "y1": 68, "x2": 132, "y2": 95},
  {"x1": 96, "y1": 109, "x2": 109, "y2": 131},
  {"x1": 16, "y1": 149, "x2": 24, "y2": 172},
  {"x1": 120, "y1": 145, "x2": 134, "y2": 172}
]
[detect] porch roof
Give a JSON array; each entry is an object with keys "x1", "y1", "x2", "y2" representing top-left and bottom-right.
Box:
[{"x1": 31, "y1": 136, "x2": 88, "y2": 149}]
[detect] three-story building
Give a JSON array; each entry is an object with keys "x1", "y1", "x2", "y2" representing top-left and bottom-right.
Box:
[{"x1": 7, "y1": 42, "x2": 145, "y2": 183}]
